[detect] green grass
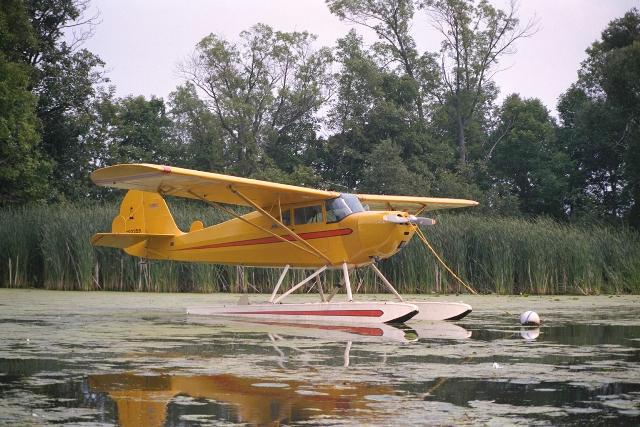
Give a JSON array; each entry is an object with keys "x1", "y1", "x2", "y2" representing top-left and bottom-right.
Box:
[{"x1": 1, "y1": 202, "x2": 639, "y2": 294}]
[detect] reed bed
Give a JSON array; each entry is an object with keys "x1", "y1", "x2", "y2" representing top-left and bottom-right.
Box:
[{"x1": 1, "y1": 203, "x2": 639, "y2": 294}]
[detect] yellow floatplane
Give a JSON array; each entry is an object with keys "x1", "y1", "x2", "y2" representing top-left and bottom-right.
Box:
[{"x1": 91, "y1": 164, "x2": 477, "y2": 324}]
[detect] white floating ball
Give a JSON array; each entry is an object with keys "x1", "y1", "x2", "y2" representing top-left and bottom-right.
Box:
[{"x1": 520, "y1": 310, "x2": 540, "y2": 326}]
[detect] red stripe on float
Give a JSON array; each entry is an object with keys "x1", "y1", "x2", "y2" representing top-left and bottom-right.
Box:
[{"x1": 225, "y1": 309, "x2": 384, "y2": 317}]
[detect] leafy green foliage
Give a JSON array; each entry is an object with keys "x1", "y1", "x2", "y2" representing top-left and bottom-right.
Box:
[
  {"x1": 490, "y1": 95, "x2": 567, "y2": 217},
  {"x1": 168, "y1": 83, "x2": 224, "y2": 172},
  {"x1": 420, "y1": 0, "x2": 536, "y2": 164},
  {"x1": 558, "y1": 8, "x2": 640, "y2": 224},
  {"x1": 181, "y1": 23, "x2": 333, "y2": 179},
  {"x1": 0, "y1": 0, "x2": 51, "y2": 205}
]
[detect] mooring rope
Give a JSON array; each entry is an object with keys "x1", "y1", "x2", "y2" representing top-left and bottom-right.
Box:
[{"x1": 414, "y1": 226, "x2": 478, "y2": 295}]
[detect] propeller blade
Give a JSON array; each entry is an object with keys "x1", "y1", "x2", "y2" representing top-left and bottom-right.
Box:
[
  {"x1": 409, "y1": 216, "x2": 437, "y2": 226},
  {"x1": 383, "y1": 214, "x2": 410, "y2": 224},
  {"x1": 383, "y1": 214, "x2": 436, "y2": 226}
]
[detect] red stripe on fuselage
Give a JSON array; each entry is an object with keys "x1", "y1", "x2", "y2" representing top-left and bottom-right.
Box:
[
  {"x1": 224, "y1": 309, "x2": 384, "y2": 317},
  {"x1": 177, "y1": 228, "x2": 353, "y2": 251}
]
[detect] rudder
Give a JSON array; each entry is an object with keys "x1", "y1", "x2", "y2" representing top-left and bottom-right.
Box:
[{"x1": 111, "y1": 190, "x2": 181, "y2": 235}]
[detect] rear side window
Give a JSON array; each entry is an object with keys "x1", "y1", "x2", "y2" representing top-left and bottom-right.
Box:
[
  {"x1": 280, "y1": 210, "x2": 291, "y2": 226},
  {"x1": 294, "y1": 205, "x2": 323, "y2": 225}
]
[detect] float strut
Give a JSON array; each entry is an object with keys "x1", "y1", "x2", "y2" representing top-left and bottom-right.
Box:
[
  {"x1": 371, "y1": 263, "x2": 404, "y2": 302},
  {"x1": 269, "y1": 265, "x2": 290, "y2": 303},
  {"x1": 273, "y1": 265, "x2": 327, "y2": 304},
  {"x1": 342, "y1": 262, "x2": 353, "y2": 302}
]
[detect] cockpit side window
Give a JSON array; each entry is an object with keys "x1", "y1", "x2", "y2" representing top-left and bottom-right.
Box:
[
  {"x1": 326, "y1": 198, "x2": 350, "y2": 223},
  {"x1": 293, "y1": 205, "x2": 323, "y2": 225},
  {"x1": 326, "y1": 194, "x2": 364, "y2": 223}
]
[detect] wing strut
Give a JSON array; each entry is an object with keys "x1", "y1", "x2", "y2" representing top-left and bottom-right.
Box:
[{"x1": 228, "y1": 185, "x2": 333, "y2": 265}]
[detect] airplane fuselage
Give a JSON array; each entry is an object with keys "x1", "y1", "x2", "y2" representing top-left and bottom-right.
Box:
[{"x1": 125, "y1": 202, "x2": 416, "y2": 268}]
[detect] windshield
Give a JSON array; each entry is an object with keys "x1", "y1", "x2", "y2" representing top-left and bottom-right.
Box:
[{"x1": 325, "y1": 193, "x2": 364, "y2": 223}]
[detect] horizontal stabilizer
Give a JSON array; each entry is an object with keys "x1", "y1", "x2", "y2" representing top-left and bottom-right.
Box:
[{"x1": 91, "y1": 233, "x2": 174, "y2": 249}]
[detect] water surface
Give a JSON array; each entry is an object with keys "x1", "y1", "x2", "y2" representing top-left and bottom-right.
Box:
[{"x1": 1, "y1": 290, "x2": 639, "y2": 425}]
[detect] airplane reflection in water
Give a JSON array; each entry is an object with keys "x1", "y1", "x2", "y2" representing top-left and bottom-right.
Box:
[
  {"x1": 188, "y1": 317, "x2": 472, "y2": 344},
  {"x1": 87, "y1": 320, "x2": 471, "y2": 426},
  {"x1": 88, "y1": 372, "x2": 394, "y2": 427}
]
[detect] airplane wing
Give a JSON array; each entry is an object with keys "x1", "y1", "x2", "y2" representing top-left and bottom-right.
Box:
[
  {"x1": 356, "y1": 194, "x2": 478, "y2": 214},
  {"x1": 91, "y1": 164, "x2": 339, "y2": 208}
]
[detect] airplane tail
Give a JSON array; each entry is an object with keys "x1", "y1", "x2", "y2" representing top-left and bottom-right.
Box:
[{"x1": 91, "y1": 190, "x2": 181, "y2": 258}]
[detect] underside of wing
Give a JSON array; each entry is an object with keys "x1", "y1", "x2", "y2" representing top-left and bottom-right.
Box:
[
  {"x1": 357, "y1": 194, "x2": 479, "y2": 214},
  {"x1": 91, "y1": 164, "x2": 339, "y2": 208}
]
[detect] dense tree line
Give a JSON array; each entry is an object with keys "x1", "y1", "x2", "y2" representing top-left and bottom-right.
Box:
[{"x1": 1, "y1": 0, "x2": 639, "y2": 227}]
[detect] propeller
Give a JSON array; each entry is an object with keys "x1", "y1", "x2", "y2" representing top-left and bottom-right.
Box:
[{"x1": 383, "y1": 214, "x2": 437, "y2": 226}]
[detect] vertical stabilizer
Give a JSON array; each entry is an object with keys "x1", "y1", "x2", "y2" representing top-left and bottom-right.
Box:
[
  {"x1": 91, "y1": 191, "x2": 180, "y2": 258},
  {"x1": 111, "y1": 190, "x2": 181, "y2": 235}
]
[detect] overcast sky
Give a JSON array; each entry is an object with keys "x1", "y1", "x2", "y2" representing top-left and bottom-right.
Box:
[{"x1": 82, "y1": 0, "x2": 638, "y2": 114}]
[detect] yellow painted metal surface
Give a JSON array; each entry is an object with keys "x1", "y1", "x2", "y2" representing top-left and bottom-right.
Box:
[{"x1": 91, "y1": 163, "x2": 339, "y2": 208}]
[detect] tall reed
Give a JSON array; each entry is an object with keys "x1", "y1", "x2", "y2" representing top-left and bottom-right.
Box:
[{"x1": 0, "y1": 203, "x2": 639, "y2": 294}]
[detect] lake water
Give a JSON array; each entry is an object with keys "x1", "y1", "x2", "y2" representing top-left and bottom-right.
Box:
[{"x1": 0, "y1": 289, "x2": 639, "y2": 425}]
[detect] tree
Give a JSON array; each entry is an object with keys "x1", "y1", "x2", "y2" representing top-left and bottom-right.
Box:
[
  {"x1": 168, "y1": 83, "x2": 224, "y2": 172},
  {"x1": 557, "y1": 88, "x2": 629, "y2": 219},
  {"x1": 19, "y1": 0, "x2": 105, "y2": 200},
  {"x1": 36, "y1": 47, "x2": 105, "y2": 198},
  {"x1": 558, "y1": 8, "x2": 640, "y2": 224},
  {"x1": 321, "y1": 31, "x2": 435, "y2": 192},
  {"x1": 491, "y1": 95, "x2": 567, "y2": 217},
  {"x1": 360, "y1": 139, "x2": 426, "y2": 194},
  {"x1": 327, "y1": 0, "x2": 439, "y2": 123},
  {"x1": 181, "y1": 24, "x2": 333, "y2": 178},
  {"x1": 322, "y1": 30, "x2": 384, "y2": 190},
  {"x1": 421, "y1": 0, "x2": 536, "y2": 164},
  {"x1": 90, "y1": 94, "x2": 176, "y2": 165},
  {"x1": 0, "y1": 0, "x2": 52, "y2": 205}
]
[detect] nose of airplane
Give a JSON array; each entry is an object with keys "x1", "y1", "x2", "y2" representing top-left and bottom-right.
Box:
[{"x1": 356, "y1": 211, "x2": 415, "y2": 259}]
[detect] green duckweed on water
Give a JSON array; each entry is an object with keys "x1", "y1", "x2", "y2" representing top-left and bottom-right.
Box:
[{"x1": 0, "y1": 290, "x2": 639, "y2": 425}]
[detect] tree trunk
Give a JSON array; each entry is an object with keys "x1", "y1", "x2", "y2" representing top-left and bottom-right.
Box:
[
  {"x1": 415, "y1": 97, "x2": 425, "y2": 125},
  {"x1": 456, "y1": 109, "x2": 467, "y2": 165}
]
